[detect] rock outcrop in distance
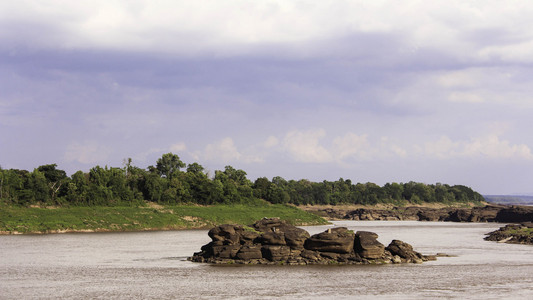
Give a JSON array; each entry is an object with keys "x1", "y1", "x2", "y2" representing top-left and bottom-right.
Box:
[
  {"x1": 317, "y1": 204, "x2": 533, "y2": 223},
  {"x1": 189, "y1": 218, "x2": 437, "y2": 265},
  {"x1": 484, "y1": 222, "x2": 533, "y2": 245}
]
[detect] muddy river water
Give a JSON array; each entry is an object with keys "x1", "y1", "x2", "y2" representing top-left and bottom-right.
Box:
[{"x1": 1, "y1": 221, "x2": 532, "y2": 299}]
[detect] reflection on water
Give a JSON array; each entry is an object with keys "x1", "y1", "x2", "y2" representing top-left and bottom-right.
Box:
[{"x1": 1, "y1": 221, "x2": 532, "y2": 299}]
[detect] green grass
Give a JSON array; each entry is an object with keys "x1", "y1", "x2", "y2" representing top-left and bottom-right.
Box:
[
  {"x1": 507, "y1": 228, "x2": 533, "y2": 237},
  {"x1": 0, "y1": 203, "x2": 327, "y2": 234},
  {"x1": 170, "y1": 203, "x2": 327, "y2": 226}
]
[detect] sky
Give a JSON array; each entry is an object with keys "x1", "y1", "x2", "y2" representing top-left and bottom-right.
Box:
[{"x1": 1, "y1": 1, "x2": 533, "y2": 195}]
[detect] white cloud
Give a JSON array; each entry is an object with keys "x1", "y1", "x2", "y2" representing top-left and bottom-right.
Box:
[
  {"x1": 437, "y1": 70, "x2": 479, "y2": 88},
  {"x1": 5, "y1": 1, "x2": 533, "y2": 60},
  {"x1": 390, "y1": 144, "x2": 407, "y2": 157},
  {"x1": 204, "y1": 137, "x2": 242, "y2": 162},
  {"x1": 423, "y1": 135, "x2": 533, "y2": 160},
  {"x1": 132, "y1": 143, "x2": 187, "y2": 163},
  {"x1": 264, "y1": 136, "x2": 279, "y2": 148},
  {"x1": 479, "y1": 40, "x2": 533, "y2": 63},
  {"x1": 423, "y1": 136, "x2": 461, "y2": 159},
  {"x1": 283, "y1": 129, "x2": 332, "y2": 163},
  {"x1": 169, "y1": 142, "x2": 186, "y2": 152},
  {"x1": 464, "y1": 135, "x2": 533, "y2": 160},
  {"x1": 202, "y1": 137, "x2": 264, "y2": 163},
  {"x1": 448, "y1": 92, "x2": 484, "y2": 103},
  {"x1": 64, "y1": 141, "x2": 111, "y2": 164},
  {"x1": 333, "y1": 133, "x2": 370, "y2": 160}
]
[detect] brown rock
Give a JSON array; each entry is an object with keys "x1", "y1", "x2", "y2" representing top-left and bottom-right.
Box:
[
  {"x1": 284, "y1": 227, "x2": 310, "y2": 249},
  {"x1": 300, "y1": 249, "x2": 321, "y2": 260},
  {"x1": 260, "y1": 231, "x2": 287, "y2": 245},
  {"x1": 240, "y1": 230, "x2": 260, "y2": 244},
  {"x1": 304, "y1": 227, "x2": 355, "y2": 254},
  {"x1": 212, "y1": 244, "x2": 241, "y2": 259},
  {"x1": 236, "y1": 245, "x2": 263, "y2": 260},
  {"x1": 354, "y1": 231, "x2": 385, "y2": 259},
  {"x1": 262, "y1": 245, "x2": 290, "y2": 261},
  {"x1": 385, "y1": 240, "x2": 423, "y2": 262}
]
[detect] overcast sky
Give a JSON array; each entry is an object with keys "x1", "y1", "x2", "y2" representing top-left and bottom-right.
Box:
[{"x1": 2, "y1": 1, "x2": 533, "y2": 194}]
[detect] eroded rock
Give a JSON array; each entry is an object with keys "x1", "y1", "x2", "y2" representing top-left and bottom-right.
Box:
[
  {"x1": 304, "y1": 227, "x2": 354, "y2": 254},
  {"x1": 190, "y1": 218, "x2": 434, "y2": 265},
  {"x1": 354, "y1": 231, "x2": 385, "y2": 259}
]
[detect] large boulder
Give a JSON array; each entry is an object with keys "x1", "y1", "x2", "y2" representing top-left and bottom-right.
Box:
[
  {"x1": 236, "y1": 245, "x2": 263, "y2": 260},
  {"x1": 252, "y1": 218, "x2": 286, "y2": 233},
  {"x1": 385, "y1": 240, "x2": 423, "y2": 263},
  {"x1": 254, "y1": 218, "x2": 309, "y2": 249},
  {"x1": 208, "y1": 224, "x2": 241, "y2": 245},
  {"x1": 262, "y1": 245, "x2": 290, "y2": 261},
  {"x1": 304, "y1": 227, "x2": 355, "y2": 254},
  {"x1": 354, "y1": 231, "x2": 385, "y2": 259},
  {"x1": 283, "y1": 227, "x2": 310, "y2": 249},
  {"x1": 260, "y1": 231, "x2": 287, "y2": 245},
  {"x1": 240, "y1": 230, "x2": 260, "y2": 245},
  {"x1": 211, "y1": 244, "x2": 241, "y2": 259}
]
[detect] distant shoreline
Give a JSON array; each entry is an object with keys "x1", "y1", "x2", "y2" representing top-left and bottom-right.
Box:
[
  {"x1": 483, "y1": 195, "x2": 533, "y2": 206},
  {"x1": 301, "y1": 203, "x2": 533, "y2": 223}
]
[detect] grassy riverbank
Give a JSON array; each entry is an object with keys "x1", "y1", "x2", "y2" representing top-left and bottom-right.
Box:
[{"x1": 0, "y1": 202, "x2": 327, "y2": 234}]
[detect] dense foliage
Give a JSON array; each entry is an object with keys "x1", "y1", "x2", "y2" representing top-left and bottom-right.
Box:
[{"x1": 0, "y1": 153, "x2": 484, "y2": 207}]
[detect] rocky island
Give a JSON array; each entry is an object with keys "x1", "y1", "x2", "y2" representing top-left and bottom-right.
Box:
[
  {"x1": 190, "y1": 218, "x2": 436, "y2": 265},
  {"x1": 484, "y1": 222, "x2": 533, "y2": 245}
]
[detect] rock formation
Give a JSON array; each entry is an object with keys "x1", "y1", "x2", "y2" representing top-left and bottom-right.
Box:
[
  {"x1": 312, "y1": 204, "x2": 533, "y2": 224},
  {"x1": 484, "y1": 222, "x2": 533, "y2": 245},
  {"x1": 190, "y1": 218, "x2": 435, "y2": 265}
]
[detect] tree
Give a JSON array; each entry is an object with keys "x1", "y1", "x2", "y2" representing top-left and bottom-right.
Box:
[
  {"x1": 37, "y1": 164, "x2": 68, "y2": 202},
  {"x1": 156, "y1": 153, "x2": 185, "y2": 178},
  {"x1": 253, "y1": 177, "x2": 271, "y2": 199},
  {"x1": 187, "y1": 162, "x2": 205, "y2": 174}
]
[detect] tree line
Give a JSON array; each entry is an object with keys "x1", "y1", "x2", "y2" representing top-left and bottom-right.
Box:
[{"x1": 0, "y1": 153, "x2": 484, "y2": 207}]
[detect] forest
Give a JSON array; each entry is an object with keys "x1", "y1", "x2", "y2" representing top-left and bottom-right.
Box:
[{"x1": 0, "y1": 153, "x2": 484, "y2": 207}]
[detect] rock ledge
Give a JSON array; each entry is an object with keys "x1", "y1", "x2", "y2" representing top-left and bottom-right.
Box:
[{"x1": 484, "y1": 222, "x2": 533, "y2": 245}]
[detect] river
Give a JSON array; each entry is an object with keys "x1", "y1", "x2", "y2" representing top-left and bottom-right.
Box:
[{"x1": 1, "y1": 221, "x2": 532, "y2": 299}]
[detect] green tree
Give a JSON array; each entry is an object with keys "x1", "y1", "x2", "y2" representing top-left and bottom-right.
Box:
[
  {"x1": 156, "y1": 153, "x2": 185, "y2": 179},
  {"x1": 253, "y1": 177, "x2": 271, "y2": 199},
  {"x1": 37, "y1": 164, "x2": 68, "y2": 202},
  {"x1": 186, "y1": 162, "x2": 205, "y2": 174}
]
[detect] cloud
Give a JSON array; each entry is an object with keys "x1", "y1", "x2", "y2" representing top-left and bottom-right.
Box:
[
  {"x1": 264, "y1": 136, "x2": 279, "y2": 148},
  {"x1": 464, "y1": 135, "x2": 533, "y2": 160},
  {"x1": 333, "y1": 133, "x2": 370, "y2": 160},
  {"x1": 169, "y1": 142, "x2": 186, "y2": 152},
  {"x1": 448, "y1": 92, "x2": 484, "y2": 103},
  {"x1": 423, "y1": 136, "x2": 461, "y2": 159},
  {"x1": 283, "y1": 129, "x2": 332, "y2": 163},
  {"x1": 202, "y1": 137, "x2": 264, "y2": 164},
  {"x1": 423, "y1": 135, "x2": 533, "y2": 160},
  {"x1": 133, "y1": 143, "x2": 187, "y2": 164},
  {"x1": 3, "y1": 1, "x2": 533, "y2": 61},
  {"x1": 64, "y1": 141, "x2": 111, "y2": 164},
  {"x1": 3, "y1": 1, "x2": 533, "y2": 194},
  {"x1": 203, "y1": 137, "x2": 242, "y2": 162}
]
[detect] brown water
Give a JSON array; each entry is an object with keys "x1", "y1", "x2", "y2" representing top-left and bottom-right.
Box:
[{"x1": 1, "y1": 221, "x2": 532, "y2": 299}]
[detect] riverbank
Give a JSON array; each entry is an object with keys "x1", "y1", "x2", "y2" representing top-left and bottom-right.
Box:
[
  {"x1": 300, "y1": 203, "x2": 533, "y2": 223},
  {"x1": 0, "y1": 202, "x2": 328, "y2": 234}
]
